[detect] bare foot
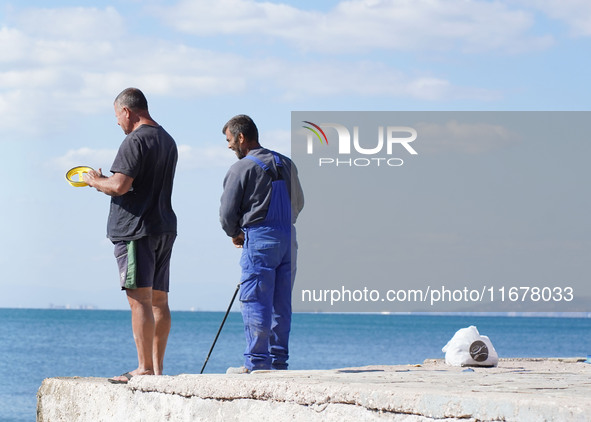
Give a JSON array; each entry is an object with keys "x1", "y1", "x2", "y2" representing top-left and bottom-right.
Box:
[{"x1": 108, "y1": 368, "x2": 154, "y2": 384}]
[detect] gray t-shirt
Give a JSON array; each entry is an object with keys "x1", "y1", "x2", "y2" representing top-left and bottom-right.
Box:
[
  {"x1": 107, "y1": 124, "x2": 178, "y2": 241},
  {"x1": 220, "y1": 147, "x2": 304, "y2": 237}
]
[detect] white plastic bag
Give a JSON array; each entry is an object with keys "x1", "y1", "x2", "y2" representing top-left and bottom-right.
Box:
[{"x1": 442, "y1": 325, "x2": 498, "y2": 367}]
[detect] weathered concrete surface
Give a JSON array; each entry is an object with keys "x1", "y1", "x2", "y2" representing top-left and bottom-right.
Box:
[{"x1": 38, "y1": 358, "x2": 591, "y2": 422}]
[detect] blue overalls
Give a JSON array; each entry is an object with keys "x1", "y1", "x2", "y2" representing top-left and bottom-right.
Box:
[{"x1": 240, "y1": 152, "x2": 296, "y2": 371}]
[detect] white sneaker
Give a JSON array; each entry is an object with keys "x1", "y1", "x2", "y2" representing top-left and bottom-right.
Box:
[{"x1": 226, "y1": 366, "x2": 250, "y2": 374}]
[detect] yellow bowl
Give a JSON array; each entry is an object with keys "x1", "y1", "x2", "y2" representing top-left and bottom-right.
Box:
[{"x1": 66, "y1": 166, "x2": 94, "y2": 187}]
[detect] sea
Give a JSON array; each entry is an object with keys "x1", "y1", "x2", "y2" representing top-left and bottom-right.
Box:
[{"x1": 1, "y1": 309, "x2": 590, "y2": 421}]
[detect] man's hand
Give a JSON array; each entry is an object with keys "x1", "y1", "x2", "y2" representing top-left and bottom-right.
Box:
[
  {"x1": 83, "y1": 168, "x2": 105, "y2": 189},
  {"x1": 83, "y1": 169, "x2": 133, "y2": 196},
  {"x1": 232, "y1": 232, "x2": 245, "y2": 248}
]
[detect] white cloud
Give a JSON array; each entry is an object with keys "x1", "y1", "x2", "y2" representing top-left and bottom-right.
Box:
[
  {"x1": 0, "y1": 4, "x2": 499, "y2": 138},
  {"x1": 52, "y1": 147, "x2": 117, "y2": 172},
  {"x1": 177, "y1": 129, "x2": 291, "y2": 170},
  {"x1": 155, "y1": 0, "x2": 554, "y2": 53},
  {"x1": 516, "y1": 0, "x2": 591, "y2": 37},
  {"x1": 256, "y1": 60, "x2": 499, "y2": 102},
  {"x1": 0, "y1": 26, "x2": 29, "y2": 62},
  {"x1": 15, "y1": 6, "x2": 125, "y2": 41},
  {"x1": 0, "y1": 7, "x2": 250, "y2": 136},
  {"x1": 177, "y1": 144, "x2": 237, "y2": 170}
]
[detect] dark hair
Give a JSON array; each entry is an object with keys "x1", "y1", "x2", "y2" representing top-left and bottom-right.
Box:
[
  {"x1": 114, "y1": 87, "x2": 148, "y2": 111},
  {"x1": 222, "y1": 114, "x2": 258, "y2": 143}
]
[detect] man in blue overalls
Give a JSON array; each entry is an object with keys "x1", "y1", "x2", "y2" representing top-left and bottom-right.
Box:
[{"x1": 220, "y1": 115, "x2": 304, "y2": 373}]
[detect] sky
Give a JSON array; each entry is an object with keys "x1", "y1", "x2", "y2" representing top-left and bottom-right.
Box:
[{"x1": 0, "y1": 0, "x2": 589, "y2": 311}]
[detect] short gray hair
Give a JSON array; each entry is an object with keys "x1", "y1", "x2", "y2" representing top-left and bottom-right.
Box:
[
  {"x1": 114, "y1": 88, "x2": 148, "y2": 111},
  {"x1": 222, "y1": 114, "x2": 258, "y2": 143}
]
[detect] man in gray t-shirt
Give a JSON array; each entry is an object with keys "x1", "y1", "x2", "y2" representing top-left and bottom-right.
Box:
[
  {"x1": 107, "y1": 124, "x2": 177, "y2": 241},
  {"x1": 84, "y1": 88, "x2": 177, "y2": 384}
]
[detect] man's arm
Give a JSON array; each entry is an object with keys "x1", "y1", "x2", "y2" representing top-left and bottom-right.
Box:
[
  {"x1": 84, "y1": 168, "x2": 134, "y2": 197},
  {"x1": 220, "y1": 168, "x2": 244, "y2": 242}
]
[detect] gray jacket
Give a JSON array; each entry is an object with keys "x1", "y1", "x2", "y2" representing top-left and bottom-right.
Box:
[{"x1": 220, "y1": 147, "x2": 304, "y2": 237}]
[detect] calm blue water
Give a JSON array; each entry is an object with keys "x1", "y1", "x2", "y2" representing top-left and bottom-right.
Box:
[{"x1": 1, "y1": 309, "x2": 590, "y2": 421}]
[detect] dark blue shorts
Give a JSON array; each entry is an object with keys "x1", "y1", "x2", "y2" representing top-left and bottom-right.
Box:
[{"x1": 113, "y1": 234, "x2": 176, "y2": 292}]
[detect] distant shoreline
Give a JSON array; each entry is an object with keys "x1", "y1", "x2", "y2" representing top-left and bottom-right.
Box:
[{"x1": 2, "y1": 307, "x2": 590, "y2": 318}]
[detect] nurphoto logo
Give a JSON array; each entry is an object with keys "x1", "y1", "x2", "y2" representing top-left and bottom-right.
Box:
[
  {"x1": 302, "y1": 121, "x2": 329, "y2": 146},
  {"x1": 301, "y1": 121, "x2": 418, "y2": 167}
]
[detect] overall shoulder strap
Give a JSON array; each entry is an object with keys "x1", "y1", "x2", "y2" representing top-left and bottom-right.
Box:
[
  {"x1": 244, "y1": 154, "x2": 270, "y2": 172},
  {"x1": 245, "y1": 153, "x2": 284, "y2": 181},
  {"x1": 273, "y1": 152, "x2": 283, "y2": 168}
]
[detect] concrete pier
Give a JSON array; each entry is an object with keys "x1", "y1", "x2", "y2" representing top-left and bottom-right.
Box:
[{"x1": 37, "y1": 358, "x2": 591, "y2": 421}]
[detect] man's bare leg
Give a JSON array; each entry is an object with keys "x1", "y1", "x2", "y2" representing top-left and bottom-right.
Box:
[
  {"x1": 152, "y1": 290, "x2": 171, "y2": 375},
  {"x1": 110, "y1": 287, "x2": 156, "y2": 382}
]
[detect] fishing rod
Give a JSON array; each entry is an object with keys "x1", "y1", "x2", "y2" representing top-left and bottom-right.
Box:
[{"x1": 200, "y1": 283, "x2": 240, "y2": 374}]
